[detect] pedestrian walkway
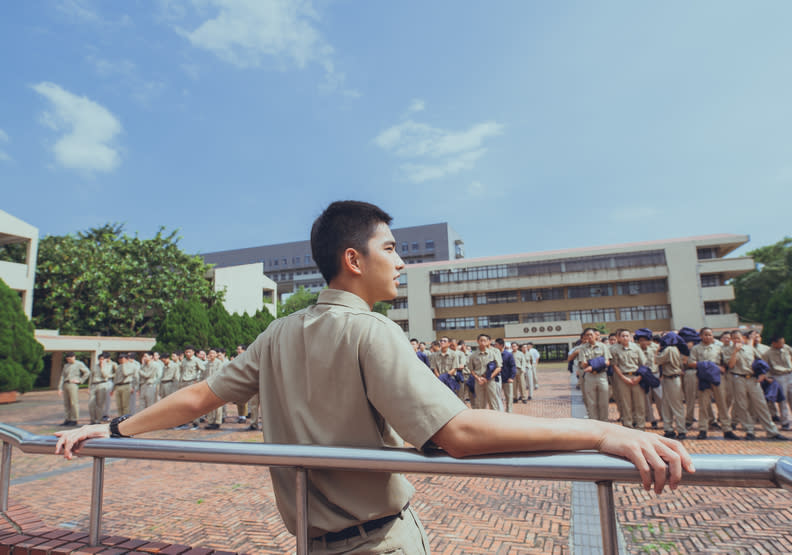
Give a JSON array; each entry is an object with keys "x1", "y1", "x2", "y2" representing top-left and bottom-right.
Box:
[{"x1": 0, "y1": 366, "x2": 790, "y2": 553}]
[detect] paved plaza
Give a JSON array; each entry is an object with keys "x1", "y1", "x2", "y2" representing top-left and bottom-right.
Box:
[{"x1": 0, "y1": 365, "x2": 790, "y2": 554}]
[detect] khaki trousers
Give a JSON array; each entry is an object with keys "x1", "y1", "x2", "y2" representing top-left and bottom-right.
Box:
[
  {"x1": 159, "y1": 380, "x2": 179, "y2": 399},
  {"x1": 661, "y1": 376, "x2": 686, "y2": 434},
  {"x1": 771, "y1": 373, "x2": 792, "y2": 427},
  {"x1": 88, "y1": 382, "x2": 111, "y2": 423},
  {"x1": 62, "y1": 383, "x2": 80, "y2": 421},
  {"x1": 615, "y1": 377, "x2": 645, "y2": 429},
  {"x1": 683, "y1": 370, "x2": 698, "y2": 427},
  {"x1": 502, "y1": 382, "x2": 514, "y2": 413},
  {"x1": 309, "y1": 505, "x2": 429, "y2": 554},
  {"x1": 731, "y1": 375, "x2": 779, "y2": 435},
  {"x1": 473, "y1": 379, "x2": 501, "y2": 410},
  {"x1": 515, "y1": 370, "x2": 526, "y2": 399},
  {"x1": 114, "y1": 384, "x2": 132, "y2": 416},
  {"x1": 583, "y1": 371, "x2": 610, "y2": 421},
  {"x1": 698, "y1": 383, "x2": 732, "y2": 432},
  {"x1": 249, "y1": 393, "x2": 261, "y2": 426},
  {"x1": 139, "y1": 384, "x2": 157, "y2": 412}
]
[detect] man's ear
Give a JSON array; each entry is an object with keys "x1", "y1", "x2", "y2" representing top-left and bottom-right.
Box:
[{"x1": 342, "y1": 247, "x2": 363, "y2": 276}]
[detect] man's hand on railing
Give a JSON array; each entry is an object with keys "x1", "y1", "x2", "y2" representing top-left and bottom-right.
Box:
[
  {"x1": 596, "y1": 425, "x2": 695, "y2": 494},
  {"x1": 55, "y1": 424, "x2": 110, "y2": 460}
]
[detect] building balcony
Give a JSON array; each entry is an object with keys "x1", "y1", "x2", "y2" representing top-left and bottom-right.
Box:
[
  {"x1": 387, "y1": 307, "x2": 409, "y2": 321},
  {"x1": 704, "y1": 314, "x2": 739, "y2": 329},
  {"x1": 701, "y1": 285, "x2": 735, "y2": 302},
  {"x1": 0, "y1": 260, "x2": 30, "y2": 291},
  {"x1": 698, "y1": 257, "x2": 755, "y2": 279}
]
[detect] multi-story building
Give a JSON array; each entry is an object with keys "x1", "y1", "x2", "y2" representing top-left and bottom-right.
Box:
[
  {"x1": 387, "y1": 234, "x2": 754, "y2": 360},
  {"x1": 202, "y1": 223, "x2": 464, "y2": 301},
  {"x1": 0, "y1": 209, "x2": 39, "y2": 318}
]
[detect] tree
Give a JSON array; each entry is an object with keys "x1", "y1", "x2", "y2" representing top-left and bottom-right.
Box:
[
  {"x1": 278, "y1": 286, "x2": 319, "y2": 318},
  {"x1": 0, "y1": 278, "x2": 44, "y2": 392},
  {"x1": 208, "y1": 302, "x2": 241, "y2": 354},
  {"x1": 762, "y1": 281, "x2": 792, "y2": 341},
  {"x1": 33, "y1": 224, "x2": 222, "y2": 337},
  {"x1": 372, "y1": 301, "x2": 391, "y2": 316},
  {"x1": 732, "y1": 237, "x2": 792, "y2": 330},
  {"x1": 154, "y1": 299, "x2": 211, "y2": 353}
]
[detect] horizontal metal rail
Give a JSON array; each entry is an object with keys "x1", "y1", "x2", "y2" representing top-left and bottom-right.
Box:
[{"x1": 1, "y1": 422, "x2": 791, "y2": 554}]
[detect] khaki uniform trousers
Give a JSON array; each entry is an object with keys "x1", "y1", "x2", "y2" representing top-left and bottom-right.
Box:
[
  {"x1": 114, "y1": 384, "x2": 132, "y2": 417},
  {"x1": 309, "y1": 505, "x2": 430, "y2": 555},
  {"x1": 615, "y1": 376, "x2": 645, "y2": 429},
  {"x1": 514, "y1": 369, "x2": 526, "y2": 400},
  {"x1": 473, "y1": 379, "x2": 501, "y2": 410},
  {"x1": 236, "y1": 402, "x2": 248, "y2": 419},
  {"x1": 731, "y1": 375, "x2": 779, "y2": 436},
  {"x1": 661, "y1": 375, "x2": 686, "y2": 434},
  {"x1": 139, "y1": 384, "x2": 157, "y2": 412},
  {"x1": 683, "y1": 370, "x2": 698, "y2": 427},
  {"x1": 159, "y1": 380, "x2": 179, "y2": 399},
  {"x1": 502, "y1": 381, "x2": 514, "y2": 413},
  {"x1": 62, "y1": 382, "x2": 80, "y2": 422},
  {"x1": 88, "y1": 382, "x2": 112, "y2": 423},
  {"x1": 697, "y1": 383, "x2": 732, "y2": 432},
  {"x1": 248, "y1": 393, "x2": 261, "y2": 426},
  {"x1": 456, "y1": 370, "x2": 471, "y2": 403},
  {"x1": 770, "y1": 373, "x2": 792, "y2": 427},
  {"x1": 583, "y1": 371, "x2": 610, "y2": 422}
]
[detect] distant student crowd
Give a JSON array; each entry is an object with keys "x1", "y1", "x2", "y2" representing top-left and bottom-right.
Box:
[
  {"x1": 567, "y1": 327, "x2": 791, "y2": 441},
  {"x1": 57, "y1": 345, "x2": 263, "y2": 430}
]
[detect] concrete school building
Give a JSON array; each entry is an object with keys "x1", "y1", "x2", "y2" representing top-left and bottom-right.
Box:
[
  {"x1": 0, "y1": 209, "x2": 38, "y2": 318},
  {"x1": 202, "y1": 222, "x2": 465, "y2": 302},
  {"x1": 387, "y1": 233, "x2": 754, "y2": 360}
]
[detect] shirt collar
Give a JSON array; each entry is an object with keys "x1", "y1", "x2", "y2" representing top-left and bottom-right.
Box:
[{"x1": 317, "y1": 288, "x2": 372, "y2": 312}]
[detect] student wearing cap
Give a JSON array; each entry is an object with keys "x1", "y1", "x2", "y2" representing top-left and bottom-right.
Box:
[
  {"x1": 56, "y1": 200, "x2": 693, "y2": 554},
  {"x1": 677, "y1": 327, "x2": 702, "y2": 430},
  {"x1": 88, "y1": 353, "x2": 115, "y2": 425},
  {"x1": 687, "y1": 328, "x2": 736, "y2": 439},
  {"x1": 58, "y1": 352, "x2": 90, "y2": 426}
]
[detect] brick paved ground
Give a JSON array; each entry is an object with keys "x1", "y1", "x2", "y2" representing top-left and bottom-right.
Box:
[{"x1": 1, "y1": 366, "x2": 790, "y2": 554}]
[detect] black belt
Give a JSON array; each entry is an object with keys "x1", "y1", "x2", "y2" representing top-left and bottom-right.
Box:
[
  {"x1": 319, "y1": 503, "x2": 409, "y2": 543},
  {"x1": 161, "y1": 380, "x2": 174, "y2": 383}
]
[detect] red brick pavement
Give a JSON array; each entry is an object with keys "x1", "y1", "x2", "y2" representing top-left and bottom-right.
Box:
[{"x1": 1, "y1": 367, "x2": 790, "y2": 554}]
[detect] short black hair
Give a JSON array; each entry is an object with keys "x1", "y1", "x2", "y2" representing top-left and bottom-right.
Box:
[
  {"x1": 310, "y1": 200, "x2": 393, "y2": 283},
  {"x1": 494, "y1": 338, "x2": 505, "y2": 346},
  {"x1": 64, "y1": 352, "x2": 75, "y2": 358},
  {"x1": 477, "y1": 333, "x2": 491, "y2": 341}
]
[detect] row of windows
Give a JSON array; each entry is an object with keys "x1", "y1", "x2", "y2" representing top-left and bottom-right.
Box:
[
  {"x1": 400, "y1": 240, "x2": 435, "y2": 254},
  {"x1": 432, "y1": 280, "x2": 667, "y2": 306},
  {"x1": 429, "y1": 250, "x2": 667, "y2": 283},
  {"x1": 704, "y1": 301, "x2": 724, "y2": 315},
  {"x1": 701, "y1": 274, "x2": 723, "y2": 287},
  {"x1": 267, "y1": 254, "x2": 312, "y2": 268},
  {"x1": 392, "y1": 298, "x2": 408, "y2": 309},
  {"x1": 432, "y1": 305, "x2": 672, "y2": 330}
]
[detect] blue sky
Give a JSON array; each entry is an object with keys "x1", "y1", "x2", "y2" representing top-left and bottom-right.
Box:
[{"x1": 2, "y1": 1, "x2": 791, "y2": 259}]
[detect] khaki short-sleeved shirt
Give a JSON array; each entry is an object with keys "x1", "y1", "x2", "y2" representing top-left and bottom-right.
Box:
[
  {"x1": 576, "y1": 342, "x2": 611, "y2": 365},
  {"x1": 207, "y1": 289, "x2": 466, "y2": 538},
  {"x1": 203, "y1": 358, "x2": 223, "y2": 378},
  {"x1": 60, "y1": 361, "x2": 90, "y2": 390},
  {"x1": 655, "y1": 346, "x2": 684, "y2": 377},
  {"x1": 723, "y1": 345, "x2": 760, "y2": 375},
  {"x1": 432, "y1": 350, "x2": 457, "y2": 374},
  {"x1": 512, "y1": 350, "x2": 526, "y2": 371},
  {"x1": 138, "y1": 362, "x2": 159, "y2": 385},
  {"x1": 180, "y1": 357, "x2": 202, "y2": 382},
  {"x1": 639, "y1": 343, "x2": 659, "y2": 374},
  {"x1": 764, "y1": 345, "x2": 792, "y2": 375},
  {"x1": 455, "y1": 349, "x2": 468, "y2": 369},
  {"x1": 689, "y1": 343, "x2": 724, "y2": 366},
  {"x1": 610, "y1": 342, "x2": 646, "y2": 374},
  {"x1": 467, "y1": 347, "x2": 503, "y2": 377},
  {"x1": 161, "y1": 361, "x2": 179, "y2": 382},
  {"x1": 114, "y1": 361, "x2": 137, "y2": 385}
]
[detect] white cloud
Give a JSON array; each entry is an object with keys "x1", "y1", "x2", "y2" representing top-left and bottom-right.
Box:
[
  {"x1": 57, "y1": 0, "x2": 131, "y2": 26},
  {"x1": 175, "y1": 0, "x2": 355, "y2": 95},
  {"x1": 87, "y1": 56, "x2": 166, "y2": 107},
  {"x1": 0, "y1": 129, "x2": 10, "y2": 162},
  {"x1": 374, "y1": 109, "x2": 503, "y2": 183},
  {"x1": 32, "y1": 82, "x2": 122, "y2": 174},
  {"x1": 406, "y1": 98, "x2": 425, "y2": 114},
  {"x1": 468, "y1": 181, "x2": 485, "y2": 196}
]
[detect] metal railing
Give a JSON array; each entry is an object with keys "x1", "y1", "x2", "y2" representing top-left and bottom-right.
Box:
[{"x1": 1, "y1": 423, "x2": 790, "y2": 555}]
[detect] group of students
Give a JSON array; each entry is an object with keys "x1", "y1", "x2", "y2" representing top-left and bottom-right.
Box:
[
  {"x1": 57, "y1": 344, "x2": 263, "y2": 430},
  {"x1": 412, "y1": 335, "x2": 541, "y2": 413},
  {"x1": 570, "y1": 326, "x2": 791, "y2": 441}
]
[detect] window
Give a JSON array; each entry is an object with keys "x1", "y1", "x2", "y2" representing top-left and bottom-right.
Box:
[
  {"x1": 701, "y1": 274, "x2": 721, "y2": 288},
  {"x1": 392, "y1": 298, "x2": 408, "y2": 309},
  {"x1": 282, "y1": 257, "x2": 287, "y2": 266},
  {"x1": 411, "y1": 241, "x2": 419, "y2": 251},
  {"x1": 477, "y1": 314, "x2": 519, "y2": 328},
  {"x1": 476, "y1": 291, "x2": 518, "y2": 305},
  {"x1": 425, "y1": 240, "x2": 435, "y2": 251},
  {"x1": 614, "y1": 279, "x2": 668, "y2": 295},
  {"x1": 273, "y1": 259, "x2": 279, "y2": 266},
  {"x1": 568, "y1": 284, "x2": 614, "y2": 298},
  {"x1": 704, "y1": 302, "x2": 723, "y2": 315},
  {"x1": 569, "y1": 308, "x2": 617, "y2": 323},
  {"x1": 430, "y1": 264, "x2": 516, "y2": 283},
  {"x1": 697, "y1": 247, "x2": 718, "y2": 260},
  {"x1": 401, "y1": 242, "x2": 408, "y2": 253},
  {"x1": 455, "y1": 243, "x2": 465, "y2": 258},
  {"x1": 619, "y1": 305, "x2": 671, "y2": 321},
  {"x1": 522, "y1": 311, "x2": 567, "y2": 323},
  {"x1": 433, "y1": 294, "x2": 474, "y2": 308},
  {"x1": 434, "y1": 317, "x2": 476, "y2": 330},
  {"x1": 397, "y1": 274, "x2": 408, "y2": 285},
  {"x1": 304, "y1": 254, "x2": 311, "y2": 264},
  {"x1": 521, "y1": 288, "x2": 564, "y2": 301},
  {"x1": 393, "y1": 320, "x2": 409, "y2": 332}
]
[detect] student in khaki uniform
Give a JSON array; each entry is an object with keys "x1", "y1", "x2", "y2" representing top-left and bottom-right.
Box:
[
  {"x1": 467, "y1": 334, "x2": 503, "y2": 411},
  {"x1": 723, "y1": 331, "x2": 787, "y2": 440},
  {"x1": 58, "y1": 352, "x2": 90, "y2": 426},
  {"x1": 431, "y1": 337, "x2": 457, "y2": 383},
  {"x1": 88, "y1": 352, "x2": 114, "y2": 424},
  {"x1": 102, "y1": 355, "x2": 118, "y2": 421},
  {"x1": 763, "y1": 336, "x2": 792, "y2": 430},
  {"x1": 137, "y1": 352, "x2": 159, "y2": 412},
  {"x1": 635, "y1": 331, "x2": 661, "y2": 429},
  {"x1": 112, "y1": 353, "x2": 137, "y2": 418},
  {"x1": 511, "y1": 342, "x2": 527, "y2": 403},
  {"x1": 576, "y1": 329, "x2": 611, "y2": 422},
  {"x1": 687, "y1": 328, "x2": 736, "y2": 439},
  {"x1": 453, "y1": 341, "x2": 471, "y2": 403},
  {"x1": 655, "y1": 334, "x2": 687, "y2": 439},
  {"x1": 56, "y1": 200, "x2": 693, "y2": 554},
  {"x1": 610, "y1": 330, "x2": 647, "y2": 429},
  {"x1": 202, "y1": 348, "x2": 225, "y2": 429},
  {"x1": 159, "y1": 353, "x2": 181, "y2": 400},
  {"x1": 178, "y1": 346, "x2": 203, "y2": 429},
  {"x1": 520, "y1": 343, "x2": 535, "y2": 400}
]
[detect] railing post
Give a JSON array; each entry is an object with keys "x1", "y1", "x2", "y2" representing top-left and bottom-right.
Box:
[
  {"x1": 0, "y1": 442, "x2": 11, "y2": 512},
  {"x1": 295, "y1": 468, "x2": 308, "y2": 555},
  {"x1": 89, "y1": 457, "x2": 105, "y2": 546},
  {"x1": 596, "y1": 480, "x2": 618, "y2": 555}
]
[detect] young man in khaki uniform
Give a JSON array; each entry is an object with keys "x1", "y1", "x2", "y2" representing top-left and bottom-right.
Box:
[
  {"x1": 467, "y1": 334, "x2": 503, "y2": 411},
  {"x1": 88, "y1": 353, "x2": 114, "y2": 425},
  {"x1": 687, "y1": 328, "x2": 736, "y2": 439},
  {"x1": 112, "y1": 353, "x2": 137, "y2": 418},
  {"x1": 56, "y1": 200, "x2": 693, "y2": 554},
  {"x1": 655, "y1": 337, "x2": 687, "y2": 439},
  {"x1": 763, "y1": 336, "x2": 792, "y2": 430},
  {"x1": 58, "y1": 352, "x2": 90, "y2": 426},
  {"x1": 511, "y1": 342, "x2": 527, "y2": 403},
  {"x1": 138, "y1": 353, "x2": 159, "y2": 412},
  {"x1": 202, "y1": 348, "x2": 224, "y2": 429},
  {"x1": 159, "y1": 353, "x2": 181, "y2": 400},
  {"x1": 576, "y1": 329, "x2": 611, "y2": 422},
  {"x1": 610, "y1": 330, "x2": 647, "y2": 429},
  {"x1": 178, "y1": 347, "x2": 203, "y2": 429}
]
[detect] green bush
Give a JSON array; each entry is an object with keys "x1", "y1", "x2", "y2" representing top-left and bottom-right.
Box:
[{"x1": 0, "y1": 278, "x2": 44, "y2": 392}]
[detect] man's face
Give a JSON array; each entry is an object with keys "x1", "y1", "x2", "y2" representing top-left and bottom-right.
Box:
[
  {"x1": 410, "y1": 340, "x2": 419, "y2": 352},
  {"x1": 197, "y1": 350, "x2": 206, "y2": 360},
  {"x1": 171, "y1": 353, "x2": 179, "y2": 363},
  {"x1": 731, "y1": 333, "x2": 743, "y2": 346},
  {"x1": 358, "y1": 222, "x2": 405, "y2": 304},
  {"x1": 153, "y1": 352, "x2": 160, "y2": 361},
  {"x1": 608, "y1": 335, "x2": 617, "y2": 345},
  {"x1": 477, "y1": 336, "x2": 490, "y2": 351},
  {"x1": 638, "y1": 337, "x2": 651, "y2": 350},
  {"x1": 772, "y1": 338, "x2": 786, "y2": 349},
  {"x1": 511, "y1": 342, "x2": 518, "y2": 352},
  {"x1": 701, "y1": 329, "x2": 714, "y2": 345},
  {"x1": 521, "y1": 345, "x2": 528, "y2": 353},
  {"x1": 440, "y1": 337, "x2": 449, "y2": 352},
  {"x1": 208, "y1": 350, "x2": 217, "y2": 361},
  {"x1": 142, "y1": 353, "x2": 151, "y2": 364},
  {"x1": 66, "y1": 355, "x2": 75, "y2": 364},
  {"x1": 236, "y1": 346, "x2": 244, "y2": 355},
  {"x1": 583, "y1": 330, "x2": 596, "y2": 345},
  {"x1": 721, "y1": 334, "x2": 732, "y2": 346},
  {"x1": 618, "y1": 331, "x2": 631, "y2": 347},
  {"x1": 185, "y1": 349, "x2": 194, "y2": 359}
]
